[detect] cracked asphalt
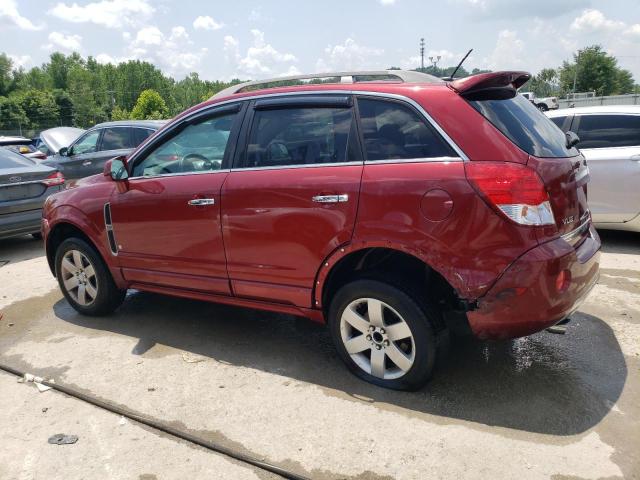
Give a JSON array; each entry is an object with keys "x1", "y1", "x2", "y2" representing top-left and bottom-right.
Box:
[{"x1": 0, "y1": 231, "x2": 638, "y2": 479}]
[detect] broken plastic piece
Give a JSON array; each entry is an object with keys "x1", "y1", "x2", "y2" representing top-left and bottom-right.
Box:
[{"x1": 48, "y1": 434, "x2": 78, "y2": 445}]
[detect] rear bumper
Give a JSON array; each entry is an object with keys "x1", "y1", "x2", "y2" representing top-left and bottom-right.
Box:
[
  {"x1": 467, "y1": 224, "x2": 601, "y2": 339},
  {"x1": 0, "y1": 209, "x2": 43, "y2": 240}
]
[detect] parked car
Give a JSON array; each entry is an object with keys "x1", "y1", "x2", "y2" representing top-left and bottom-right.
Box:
[
  {"x1": 521, "y1": 91, "x2": 559, "y2": 111},
  {"x1": 0, "y1": 136, "x2": 47, "y2": 161},
  {"x1": 547, "y1": 106, "x2": 640, "y2": 232},
  {"x1": 0, "y1": 147, "x2": 64, "y2": 240},
  {"x1": 42, "y1": 120, "x2": 166, "y2": 181},
  {"x1": 35, "y1": 127, "x2": 85, "y2": 157},
  {"x1": 42, "y1": 70, "x2": 599, "y2": 390}
]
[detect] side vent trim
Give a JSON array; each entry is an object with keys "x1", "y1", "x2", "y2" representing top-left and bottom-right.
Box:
[{"x1": 103, "y1": 203, "x2": 118, "y2": 256}]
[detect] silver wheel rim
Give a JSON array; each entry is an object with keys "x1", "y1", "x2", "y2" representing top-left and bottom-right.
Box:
[
  {"x1": 60, "y1": 249, "x2": 98, "y2": 306},
  {"x1": 339, "y1": 298, "x2": 415, "y2": 380}
]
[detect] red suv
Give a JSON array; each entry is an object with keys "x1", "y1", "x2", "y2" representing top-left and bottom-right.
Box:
[{"x1": 42, "y1": 70, "x2": 600, "y2": 390}]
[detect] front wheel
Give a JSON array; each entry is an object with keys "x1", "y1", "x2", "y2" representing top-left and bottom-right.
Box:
[
  {"x1": 55, "y1": 237, "x2": 126, "y2": 316},
  {"x1": 537, "y1": 103, "x2": 549, "y2": 112},
  {"x1": 328, "y1": 279, "x2": 438, "y2": 390}
]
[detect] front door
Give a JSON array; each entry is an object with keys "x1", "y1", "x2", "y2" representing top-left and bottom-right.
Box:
[
  {"x1": 222, "y1": 95, "x2": 363, "y2": 307},
  {"x1": 109, "y1": 106, "x2": 244, "y2": 295},
  {"x1": 63, "y1": 129, "x2": 102, "y2": 180},
  {"x1": 575, "y1": 114, "x2": 640, "y2": 223}
]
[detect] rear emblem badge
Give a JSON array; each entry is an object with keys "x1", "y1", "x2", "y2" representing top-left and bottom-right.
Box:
[
  {"x1": 562, "y1": 216, "x2": 575, "y2": 225},
  {"x1": 9, "y1": 176, "x2": 21, "y2": 182}
]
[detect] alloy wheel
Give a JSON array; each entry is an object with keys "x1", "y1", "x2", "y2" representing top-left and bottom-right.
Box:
[
  {"x1": 339, "y1": 298, "x2": 416, "y2": 380},
  {"x1": 60, "y1": 249, "x2": 99, "y2": 306}
]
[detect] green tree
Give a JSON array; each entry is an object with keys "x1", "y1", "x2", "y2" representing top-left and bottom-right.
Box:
[
  {"x1": 131, "y1": 89, "x2": 169, "y2": 120},
  {"x1": 0, "y1": 53, "x2": 13, "y2": 96},
  {"x1": 67, "y1": 65, "x2": 106, "y2": 127},
  {"x1": 14, "y1": 89, "x2": 59, "y2": 130},
  {"x1": 559, "y1": 45, "x2": 635, "y2": 96},
  {"x1": 0, "y1": 95, "x2": 28, "y2": 132},
  {"x1": 528, "y1": 68, "x2": 560, "y2": 97},
  {"x1": 110, "y1": 105, "x2": 130, "y2": 120}
]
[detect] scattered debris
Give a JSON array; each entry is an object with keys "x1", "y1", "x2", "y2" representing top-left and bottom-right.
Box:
[
  {"x1": 8, "y1": 323, "x2": 14, "y2": 327},
  {"x1": 181, "y1": 352, "x2": 207, "y2": 364},
  {"x1": 18, "y1": 373, "x2": 54, "y2": 392},
  {"x1": 119, "y1": 416, "x2": 128, "y2": 426},
  {"x1": 42, "y1": 408, "x2": 48, "y2": 413},
  {"x1": 48, "y1": 434, "x2": 78, "y2": 445},
  {"x1": 147, "y1": 387, "x2": 156, "y2": 392},
  {"x1": 546, "y1": 325, "x2": 566, "y2": 335}
]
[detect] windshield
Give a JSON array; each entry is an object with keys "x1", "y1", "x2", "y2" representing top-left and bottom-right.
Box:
[{"x1": 468, "y1": 94, "x2": 578, "y2": 158}]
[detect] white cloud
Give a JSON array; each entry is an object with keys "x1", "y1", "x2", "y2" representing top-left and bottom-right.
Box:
[
  {"x1": 224, "y1": 30, "x2": 298, "y2": 78},
  {"x1": 134, "y1": 26, "x2": 163, "y2": 46},
  {"x1": 570, "y1": 9, "x2": 624, "y2": 33},
  {"x1": 315, "y1": 38, "x2": 384, "y2": 72},
  {"x1": 379, "y1": 0, "x2": 397, "y2": 5},
  {"x1": 8, "y1": 54, "x2": 31, "y2": 69},
  {"x1": 48, "y1": 0, "x2": 154, "y2": 29},
  {"x1": 400, "y1": 49, "x2": 461, "y2": 70},
  {"x1": 193, "y1": 15, "x2": 224, "y2": 31},
  {"x1": 0, "y1": 0, "x2": 43, "y2": 30},
  {"x1": 483, "y1": 30, "x2": 524, "y2": 71},
  {"x1": 45, "y1": 31, "x2": 83, "y2": 52},
  {"x1": 125, "y1": 25, "x2": 207, "y2": 77},
  {"x1": 626, "y1": 24, "x2": 640, "y2": 37}
]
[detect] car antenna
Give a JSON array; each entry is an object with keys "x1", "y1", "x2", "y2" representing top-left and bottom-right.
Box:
[{"x1": 443, "y1": 49, "x2": 473, "y2": 81}]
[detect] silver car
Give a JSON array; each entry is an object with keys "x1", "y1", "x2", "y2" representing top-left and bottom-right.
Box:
[{"x1": 547, "y1": 106, "x2": 640, "y2": 232}]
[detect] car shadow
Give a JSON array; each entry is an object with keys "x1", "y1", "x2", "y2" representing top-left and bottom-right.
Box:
[
  {"x1": 598, "y1": 229, "x2": 640, "y2": 255},
  {"x1": 53, "y1": 291, "x2": 627, "y2": 436},
  {"x1": 0, "y1": 235, "x2": 45, "y2": 265}
]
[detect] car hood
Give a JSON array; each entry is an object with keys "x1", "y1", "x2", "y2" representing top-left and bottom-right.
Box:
[{"x1": 40, "y1": 127, "x2": 85, "y2": 154}]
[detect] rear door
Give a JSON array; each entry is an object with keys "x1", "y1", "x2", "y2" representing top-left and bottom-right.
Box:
[
  {"x1": 88, "y1": 127, "x2": 136, "y2": 176},
  {"x1": 573, "y1": 113, "x2": 640, "y2": 223},
  {"x1": 221, "y1": 95, "x2": 363, "y2": 307}
]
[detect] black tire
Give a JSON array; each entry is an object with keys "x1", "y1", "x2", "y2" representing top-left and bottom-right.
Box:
[
  {"x1": 537, "y1": 103, "x2": 549, "y2": 112},
  {"x1": 32, "y1": 233, "x2": 42, "y2": 240},
  {"x1": 328, "y1": 279, "x2": 438, "y2": 391},
  {"x1": 55, "y1": 237, "x2": 126, "y2": 316}
]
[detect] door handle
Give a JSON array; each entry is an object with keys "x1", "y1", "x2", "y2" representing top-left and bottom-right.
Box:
[
  {"x1": 188, "y1": 198, "x2": 216, "y2": 206},
  {"x1": 312, "y1": 194, "x2": 349, "y2": 204},
  {"x1": 82, "y1": 160, "x2": 92, "y2": 166}
]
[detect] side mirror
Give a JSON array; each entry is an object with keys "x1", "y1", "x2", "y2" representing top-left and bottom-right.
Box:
[
  {"x1": 566, "y1": 131, "x2": 580, "y2": 149},
  {"x1": 108, "y1": 157, "x2": 129, "y2": 181},
  {"x1": 59, "y1": 147, "x2": 68, "y2": 157}
]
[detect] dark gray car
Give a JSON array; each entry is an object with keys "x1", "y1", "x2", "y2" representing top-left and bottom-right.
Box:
[
  {"x1": 0, "y1": 148, "x2": 64, "y2": 240},
  {"x1": 43, "y1": 120, "x2": 166, "y2": 181}
]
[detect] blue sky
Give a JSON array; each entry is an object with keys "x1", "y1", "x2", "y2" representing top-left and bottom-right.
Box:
[{"x1": 1, "y1": 0, "x2": 639, "y2": 81}]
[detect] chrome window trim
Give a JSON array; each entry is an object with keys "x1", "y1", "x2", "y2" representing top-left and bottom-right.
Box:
[
  {"x1": 125, "y1": 89, "x2": 469, "y2": 170},
  {"x1": 231, "y1": 161, "x2": 363, "y2": 173},
  {"x1": 128, "y1": 169, "x2": 231, "y2": 181},
  {"x1": 364, "y1": 156, "x2": 461, "y2": 165}
]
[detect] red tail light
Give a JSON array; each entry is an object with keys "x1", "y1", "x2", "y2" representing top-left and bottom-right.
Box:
[
  {"x1": 42, "y1": 171, "x2": 65, "y2": 187},
  {"x1": 465, "y1": 162, "x2": 555, "y2": 226}
]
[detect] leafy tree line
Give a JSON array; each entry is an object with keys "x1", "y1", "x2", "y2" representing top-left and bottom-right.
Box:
[
  {"x1": 0, "y1": 51, "x2": 241, "y2": 134},
  {"x1": 0, "y1": 44, "x2": 638, "y2": 134}
]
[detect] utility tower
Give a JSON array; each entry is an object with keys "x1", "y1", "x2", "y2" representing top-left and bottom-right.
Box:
[{"x1": 420, "y1": 38, "x2": 425, "y2": 71}]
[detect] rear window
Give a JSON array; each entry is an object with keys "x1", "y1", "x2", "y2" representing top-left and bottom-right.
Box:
[
  {"x1": 0, "y1": 148, "x2": 35, "y2": 168},
  {"x1": 469, "y1": 94, "x2": 578, "y2": 158},
  {"x1": 576, "y1": 114, "x2": 640, "y2": 149},
  {"x1": 1, "y1": 144, "x2": 36, "y2": 155},
  {"x1": 101, "y1": 128, "x2": 133, "y2": 151},
  {"x1": 132, "y1": 128, "x2": 154, "y2": 147}
]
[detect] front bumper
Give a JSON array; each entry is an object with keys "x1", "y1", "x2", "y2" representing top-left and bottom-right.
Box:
[{"x1": 467, "y1": 225, "x2": 601, "y2": 339}]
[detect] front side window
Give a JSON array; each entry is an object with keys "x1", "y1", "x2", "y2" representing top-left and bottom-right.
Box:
[
  {"x1": 132, "y1": 112, "x2": 237, "y2": 177},
  {"x1": 577, "y1": 114, "x2": 640, "y2": 149},
  {"x1": 245, "y1": 106, "x2": 355, "y2": 168},
  {"x1": 549, "y1": 116, "x2": 567, "y2": 129},
  {"x1": 357, "y1": 98, "x2": 455, "y2": 161},
  {"x1": 71, "y1": 130, "x2": 100, "y2": 156},
  {"x1": 132, "y1": 128, "x2": 154, "y2": 147},
  {"x1": 101, "y1": 128, "x2": 132, "y2": 151}
]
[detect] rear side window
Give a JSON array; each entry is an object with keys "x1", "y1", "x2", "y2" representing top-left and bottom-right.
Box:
[
  {"x1": 0, "y1": 148, "x2": 35, "y2": 168},
  {"x1": 245, "y1": 106, "x2": 355, "y2": 168},
  {"x1": 101, "y1": 128, "x2": 133, "y2": 151},
  {"x1": 549, "y1": 116, "x2": 566, "y2": 129},
  {"x1": 132, "y1": 128, "x2": 154, "y2": 147},
  {"x1": 469, "y1": 94, "x2": 578, "y2": 158},
  {"x1": 577, "y1": 115, "x2": 640, "y2": 149},
  {"x1": 357, "y1": 98, "x2": 455, "y2": 160}
]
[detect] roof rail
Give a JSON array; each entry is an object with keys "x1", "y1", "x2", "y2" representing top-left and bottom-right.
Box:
[{"x1": 209, "y1": 70, "x2": 443, "y2": 100}]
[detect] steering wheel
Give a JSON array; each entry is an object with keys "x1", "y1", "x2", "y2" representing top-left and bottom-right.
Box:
[{"x1": 179, "y1": 153, "x2": 210, "y2": 173}]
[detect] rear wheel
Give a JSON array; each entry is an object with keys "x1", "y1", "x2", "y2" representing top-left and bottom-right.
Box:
[
  {"x1": 537, "y1": 103, "x2": 549, "y2": 112},
  {"x1": 328, "y1": 279, "x2": 437, "y2": 390},
  {"x1": 55, "y1": 237, "x2": 126, "y2": 316}
]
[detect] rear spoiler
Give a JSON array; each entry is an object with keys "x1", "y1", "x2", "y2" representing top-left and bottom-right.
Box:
[{"x1": 449, "y1": 71, "x2": 531, "y2": 100}]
